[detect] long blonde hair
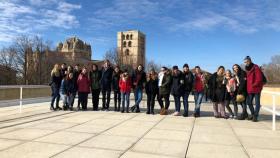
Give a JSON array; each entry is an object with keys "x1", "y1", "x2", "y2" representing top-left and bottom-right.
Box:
[{"x1": 51, "y1": 64, "x2": 60, "y2": 77}]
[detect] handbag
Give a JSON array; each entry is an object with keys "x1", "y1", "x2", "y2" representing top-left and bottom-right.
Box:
[{"x1": 236, "y1": 94, "x2": 245, "y2": 103}]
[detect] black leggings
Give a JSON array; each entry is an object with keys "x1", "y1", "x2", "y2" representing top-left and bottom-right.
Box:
[
  {"x1": 78, "y1": 92, "x2": 88, "y2": 110},
  {"x1": 158, "y1": 94, "x2": 170, "y2": 110},
  {"x1": 92, "y1": 89, "x2": 100, "y2": 110}
]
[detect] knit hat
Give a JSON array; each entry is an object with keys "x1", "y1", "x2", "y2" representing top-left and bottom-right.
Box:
[{"x1": 244, "y1": 56, "x2": 251, "y2": 61}]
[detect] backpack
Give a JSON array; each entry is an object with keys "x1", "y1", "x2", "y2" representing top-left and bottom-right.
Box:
[{"x1": 261, "y1": 71, "x2": 267, "y2": 85}]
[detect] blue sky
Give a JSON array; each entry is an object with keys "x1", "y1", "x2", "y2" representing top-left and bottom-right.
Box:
[{"x1": 1, "y1": 0, "x2": 280, "y2": 72}]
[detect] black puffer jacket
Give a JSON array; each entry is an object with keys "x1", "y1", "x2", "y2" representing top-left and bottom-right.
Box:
[
  {"x1": 183, "y1": 71, "x2": 194, "y2": 93},
  {"x1": 171, "y1": 71, "x2": 185, "y2": 96},
  {"x1": 236, "y1": 70, "x2": 247, "y2": 97},
  {"x1": 145, "y1": 78, "x2": 159, "y2": 95},
  {"x1": 112, "y1": 71, "x2": 122, "y2": 91}
]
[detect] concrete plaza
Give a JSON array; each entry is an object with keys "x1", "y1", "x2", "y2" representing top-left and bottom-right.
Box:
[{"x1": 0, "y1": 99, "x2": 279, "y2": 158}]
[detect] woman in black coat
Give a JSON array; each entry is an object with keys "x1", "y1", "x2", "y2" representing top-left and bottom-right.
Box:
[
  {"x1": 232, "y1": 64, "x2": 253, "y2": 120},
  {"x1": 145, "y1": 69, "x2": 159, "y2": 115},
  {"x1": 49, "y1": 64, "x2": 62, "y2": 111},
  {"x1": 112, "y1": 66, "x2": 122, "y2": 111},
  {"x1": 208, "y1": 66, "x2": 227, "y2": 118}
]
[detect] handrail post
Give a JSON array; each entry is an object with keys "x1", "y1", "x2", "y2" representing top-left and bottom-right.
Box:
[
  {"x1": 19, "y1": 86, "x2": 23, "y2": 113},
  {"x1": 272, "y1": 95, "x2": 276, "y2": 131}
]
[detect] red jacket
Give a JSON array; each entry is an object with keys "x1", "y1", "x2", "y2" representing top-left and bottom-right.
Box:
[
  {"x1": 119, "y1": 77, "x2": 132, "y2": 93},
  {"x1": 77, "y1": 74, "x2": 90, "y2": 93},
  {"x1": 246, "y1": 64, "x2": 263, "y2": 93},
  {"x1": 194, "y1": 74, "x2": 204, "y2": 92}
]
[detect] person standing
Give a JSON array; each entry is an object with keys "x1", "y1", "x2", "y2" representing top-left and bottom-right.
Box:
[
  {"x1": 119, "y1": 70, "x2": 132, "y2": 113},
  {"x1": 145, "y1": 69, "x2": 159, "y2": 115},
  {"x1": 100, "y1": 60, "x2": 114, "y2": 111},
  {"x1": 232, "y1": 64, "x2": 250, "y2": 120},
  {"x1": 171, "y1": 66, "x2": 184, "y2": 116},
  {"x1": 112, "y1": 66, "x2": 122, "y2": 111},
  {"x1": 49, "y1": 64, "x2": 62, "y2": 111},
  {"x1": 209, "y1": 66, "x2": 227, "y2": 119},
  {"x1": 60, "y1": 63, "x2": 67, "y2": 77},
  {"x1": 193, "y1": 66, "x2": 205, "y2": 117},
  {"x1": 65, "y1": 73, "x2": 76, "y2": 111},
  {"x1": 224, "y1": 70, "x2": 238, "y2": 119},
  {"x1": 89, "y1": 64, "x2": 101, "y2": 111},
  {"x1": 158, "y1": 67, "x2": 172, "y2": 115},
  {"x1": 182, "y1": 64, "x2": 194, "y2": 117},
  {"x1": 77, "y1": 67, "x2": 90, "y2": 111},
  {"x1": 244, "y1": 56, "x2": 264, "y2": 122},
  {"x1": 131, "y1": 64, "x2": 146, "y2": 113},
  {"x1": 60, "y1": 75, "x2": 68, "y2": 110},
  {"x1": 73, "y1": 64, "x2": 81, "y2": 109}
]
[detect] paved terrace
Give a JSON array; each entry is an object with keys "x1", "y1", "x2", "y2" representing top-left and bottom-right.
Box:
[{"x1": 0, "y1": 99, "x2": 279, "y2": 158}]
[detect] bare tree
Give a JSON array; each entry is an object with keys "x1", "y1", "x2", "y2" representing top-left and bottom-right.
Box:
[
  {"x1": 145, "y1": 58, "x2": 162, "y2": 72},
  {"x1": 262, "y1": 55, "x2": 280, "y2": 84}
]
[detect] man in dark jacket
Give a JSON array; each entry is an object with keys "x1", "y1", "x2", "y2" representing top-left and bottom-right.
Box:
[
  {"x1": 158, "y1": 67, "x2": 172, "y2": 115},
  {"x1": 90, "y1": 64, "x2": 102, "y2": 111},
  {"x1": 100, "y1": 60, "x2": 113, "y2": 111},
  {"x1": 73, "y1": 64, "x2": 81, "y2": 108},
  {"x1": 171, "y1": 66, "x2": 184, "y2": 116},
  {"x1": 244, "y1": 56, "x2": 264, "y2": 122},
  {"x1": 182, "y1": 64, "x2": 194, "y2": 117},
  {"x1": 131, "y1": 64, "x2": 146, "y2": 113}
]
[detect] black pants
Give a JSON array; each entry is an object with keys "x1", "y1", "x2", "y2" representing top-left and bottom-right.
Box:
[
  {"x1": 114, "y1": 91, "x2": 121, "y2": 110},
  {"x1": 147, "y1": 93, "x2": 157, "y2": 112},
  {"x1": 78, "y1": 92, "x2": 88, "y2": 110},
  {"x1": 158, "y1": 94, "x2": 170, "y2": 109},
  {"x1": 102, "y1": 89, "x2": 111, "y2": 109},
  {"x1": 92, "y1": 89, "x2": 101, "y2": 110}
]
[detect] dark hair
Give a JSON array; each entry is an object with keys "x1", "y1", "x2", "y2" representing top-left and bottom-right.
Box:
[
  {"x1": 195, "y1": 66, "x2": 200, "y2": 69},
  {"x1": 75, "y1": 64, "x2": 80, "y2": 66},
  {"x1": 92, "y1": 64, "x2": 98, "y2": 70},
  {"x1": 62, "y1": 63, "x2": 66, "y2": 65},
  {"x1": 161, "y1": 66, "x2": 168, "y2": 71},
  {"x1": 232, "y1": 64, "x2": 242, "y2": 75},
  {"x1": 172, "y1": 65, "x2": 179, "y2": 70},
  {"x1": 183, "y1": 64, "x2": 189, "y2": 68},
  {"x1": 217, "y1": 66, "x2": 225, "y2": 72},
  {"x1": 123, "y1": 69, "x2": 128, "y2": 73}
]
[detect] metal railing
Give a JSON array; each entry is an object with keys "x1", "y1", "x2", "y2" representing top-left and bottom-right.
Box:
[{"x1": 261, "y1": 90, "x2": 280, "y2": 131}]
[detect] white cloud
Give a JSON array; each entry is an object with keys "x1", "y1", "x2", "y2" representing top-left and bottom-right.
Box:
[{"x1": 0, "y1": 0, "x2": 81, "y2": 42}]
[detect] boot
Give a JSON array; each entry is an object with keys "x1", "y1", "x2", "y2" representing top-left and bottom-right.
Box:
[
  {"x1": 252, "y1": 115, "x2": 258, "y2": 122},
  {"x1": 151, "y1": 105, "x2": 155, "y2": 115},
  {"x1": 146, "y1": 105, "x2": 151, "y2": 114},
  {"x1": 50, "y1": 105, "x2": 55, "y2": 111},
  {"x1": 160, "y1": 108, "x2": 165, "y2": 115},
  {"x1": 117, "y1": 102, "x2": 121, "y2": 111}
]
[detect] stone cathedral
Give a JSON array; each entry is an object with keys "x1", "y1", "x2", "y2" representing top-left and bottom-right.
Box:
[{"x1": 117, "y1": 30, "x2": 146, "y2": 68}]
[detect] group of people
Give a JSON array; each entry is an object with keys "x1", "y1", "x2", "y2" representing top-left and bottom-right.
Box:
[{"x1": 49, "y1": 56, "x2": 266, "y2": 122}]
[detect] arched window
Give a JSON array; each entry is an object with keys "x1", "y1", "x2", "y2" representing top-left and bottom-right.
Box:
[
  {"x1": 130, "y1": 34, "x2": 133, "y2": 40},
  {"x1": 125, "y1": 49, "x2": 129, "y2": 56},
  {"x1": 128, "y1": 41, "x2": 132, "y2": 47},
  {"x1": 123, "y1": 41, "x2": 126, "y2": 47},
  {"x1": 126, "y1": 34, "x2": 129, "y2": 40},
  {"x1": 122, "y1": 34, "x2": 125, "y2": 39}
]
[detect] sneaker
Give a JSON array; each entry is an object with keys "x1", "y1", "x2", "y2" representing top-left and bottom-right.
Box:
[
  {"x1": 173, "y1": 112, "x2": 180, "y2": 116},
  {"x1": 130, "y1": 106, "x2": 135, "y2": 112}
]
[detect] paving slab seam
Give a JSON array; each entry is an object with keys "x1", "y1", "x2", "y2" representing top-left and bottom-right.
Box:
[
  {"x1": 227, "y1": 120, "x2": 250, "y2": 158},
  {"x1": 49, "y1": 113, "x2": 139, "y2": 158},
  {"x1": 184, "y1": 117, "x2": 196, "y2": 158},
  {"x1": 118, "y1": 115, "x2": 167, "y2": 158},
  {"x1": 0, "y1": 111, "x2": 110, "y2": 152},
  {"x1": 0, "y1": 111, "x2": 75, "y2": 129}
]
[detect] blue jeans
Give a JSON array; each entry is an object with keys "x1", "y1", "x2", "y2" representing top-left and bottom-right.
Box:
[
  {"x1": 183, "y1": 92, "x2": 190, "y2": 114},
  {"x1": 173, "y1": 95, "x2": 182, "y2": 112},
  {"x1": 121, "y1": 92, "x2": 130, "y2": 111},
  {"x1": 134, "y1": 88, "x2": 143, "y2": 109},
  {"x1": 247, "y1": 93, "x2": 261, "y2": 117},
  {"x1": 51, "y1": 86, "x2": 60, "y2": 108},
  {"x1": 194, "y1": 92, "x2": 204, "y2": 114},
  {"x1": 60, "y1": 92, "x2": 67, "y2": 106}
]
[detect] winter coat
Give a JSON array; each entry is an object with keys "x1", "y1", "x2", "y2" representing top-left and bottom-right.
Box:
[
  {"x1": 119, "y1": 76, "x2": 132, "y2": 93},
  {"x1": 77, "y1": 74, "x2": 90, "y2": 93},
  {"x1": 90, "y1": 70, "x2": 101, "y2": 90},
  {"x1": 132, "y1": 70, "x2": 146, "y2": 89},
  {"x1": 112, "y1": 71, "x2": 122, "y2": 91},
  {"x1": 236, "y1": 70, "x2": 247, "y2": 96},
  {"x1": 60, "y1": 79, "x2": 66, "y2": 94},
  {"x1": 50, "y1": 74, "x2": 62, "y2": 89},
  {"x1": 246, "y1": 64, "x2": 263, "y2": 93},
  {"x1": 208, "y1": 72, "x2": 226, "y2": 102},
  {"x1": 171, "y1": 71, "x2": 185, "y2": 96},
  {"x1": 64, "y1": 79, "x2": 76, "y2": 94},
  {"x1": 100, "y1": 67, "x2": 113, "y2": 90},
  {"x1": 145, "y1": 78, "x2": 159, "y2": 95},
  {"x1": 73, "y1": 69, "x2": 81, "y2": 92},
  {"x1": 159, "y1": 73, "x2": 172, "y2": 95},
  {"x1": 183, "y1": 71, "x2": 194, "y2": 93},
  {"x1": 194, "y1": 73, "x2": 205, "y2": 93}
]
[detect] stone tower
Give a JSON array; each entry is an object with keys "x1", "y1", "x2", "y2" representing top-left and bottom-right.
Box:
[{"x1": 117, "y1": 30, "x2": 145, "y2": 68}]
